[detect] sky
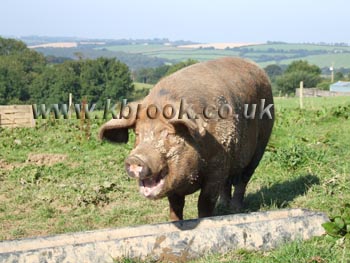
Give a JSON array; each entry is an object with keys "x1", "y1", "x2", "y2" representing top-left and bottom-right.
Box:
[{"x1": 1, "y1": 0, "x2": 349, "y2": 43}]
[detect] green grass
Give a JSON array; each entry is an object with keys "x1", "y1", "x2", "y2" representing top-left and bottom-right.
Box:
[
  {"x1": 99, "y1": 44, "x2": 178, "y2": 53},
  {"x1": 1, "y1": 97, "x2": 350, "y2": 262},
  {"x1": 189, "y1": 236, "x2": 350, "y2": 263},
  {"x1": 36, "y1": 43, "x2": 350, "y2": 69},
  {"x1": 274, "y1": 96, "x2": 350, "y2": 110},
  {"x1": 130, "y1": 82, "x2": 153, "y2": 101},
  {"x1": 102, "y1": 44, "x2": 240, "y2": 61},
  {"x1": 248, "y1": 43, "x2": 350, "y2": 52},
  {"x1": 98, "y1": 43, "x2": 350, "y2": 68},
  {"x1": 133, "y1": 82, "x2": 153, "y2": 91},
  {"x1": 149, "y1": 52, "x2": 238, "y2": 61},
  {"x1": 278, "y1": 53, "x2": 350, "y2": 68}
]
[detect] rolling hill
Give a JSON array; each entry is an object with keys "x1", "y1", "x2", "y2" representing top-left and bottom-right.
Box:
[{"x1": 24, "y1": 37, "x2": 350, "y2": 70}]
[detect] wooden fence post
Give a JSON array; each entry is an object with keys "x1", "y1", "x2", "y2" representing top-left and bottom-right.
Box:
[
  {"x1": 68, "y1": 93, "x2": 73, "y2": 119},
  {"x1": 299, "y1": 81, "x2": 304, "y2": 109}
]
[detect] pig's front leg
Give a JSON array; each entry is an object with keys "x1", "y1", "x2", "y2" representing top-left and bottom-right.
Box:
[
  {"x1": 168, "y1": 193, "x2": 185, "y2": 221},
  {"x1": 197, "y1": 181, "x2": 221, "y2": 218}
]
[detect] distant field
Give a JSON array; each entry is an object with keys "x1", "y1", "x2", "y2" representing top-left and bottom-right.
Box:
[
  {"x1": 104, "y1": 43, "x2": 350, "y2": 53},
  {"x1": 99, "y1": 44, "x2": 179, "y2": 53},
  {"x1": 133, "y1": 82, "x2": 153, "y2": 90},
  {"x1": 100, "y1": 45, "x2": 240, "y2": 61},
  {"x1": 99, "y1": 43, "x2": 350, "y2": 68},
  {"x1": 148, "y1": 50, "x2": 240, "y2": 61},
  {"x1": 247, "y1": 43, "x2": 350, "y2": 52},
  {"x1": 177, "y1": 42, "x2": 263, "y2": 49},
  {"x1": 33, "y1": 42, "x2": 350, "y2": 69},
  {"x1": 131, "y1": 82, "x2": 153, "y2": 100},
  {"x1": 273, "y1": 53, "x2": 350, "y2": 68}
]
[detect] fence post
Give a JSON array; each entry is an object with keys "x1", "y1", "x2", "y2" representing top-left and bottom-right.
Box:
[
  {"x1": 299, "y1": 81, "x2": 304, "y2": 109},
  {"x1": 68, "y1": 93, "x2": 73, "y2": 119}
]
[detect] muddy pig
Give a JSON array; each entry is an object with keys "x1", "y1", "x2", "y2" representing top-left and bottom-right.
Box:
[{"x1": 99, "y1": 57, "x2": 274, "y2": 221}]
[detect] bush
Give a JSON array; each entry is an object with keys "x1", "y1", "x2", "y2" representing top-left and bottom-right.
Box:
[
  {"x1": 275, "y1": 60, "x2": 322, "y2": 95},
  {"x1": 276, "y1": 71, "x2": 321, "y2": 95}
]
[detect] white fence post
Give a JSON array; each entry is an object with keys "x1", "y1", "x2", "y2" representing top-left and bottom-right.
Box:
[{"x1": 299, "y1": 81, "x2": 304, "y2": 109}]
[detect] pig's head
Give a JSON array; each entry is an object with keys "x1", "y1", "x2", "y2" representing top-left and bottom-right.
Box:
[{"x1": 99, "y1": 103, "x2": 206, "y2": 199}]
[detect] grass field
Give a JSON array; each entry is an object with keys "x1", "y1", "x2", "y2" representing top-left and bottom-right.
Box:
[
  {"x1": 131, "y1": 82, "x2": 152, "y2": 100},
  {"x1": 1, "y1": 96, "x2": 350, "y2": 262},
  {"x1": 34, "y1": 42, "x2": 350, "y2": 70},
  {"x1": 133, "y1": 82, "x2": 153, "y2": 90},
  {"x1": 272, "y1": 53, "x2": 350, "y2": 68},
  {"x1": 100, "y1": 44, "x2": 180, "y2": 54},
  {"x1": 99, "y1": 43, "x2": 350, "y2": 69},
  {"x1": 247, "y1": 43, "x2": 350, "y2": 52},
  {"x1": 102, "y1": 45, "x2": 240, "y2": 61},
  {"x1": 103, "y1": 43, "x2": 350, "y2": 54}
]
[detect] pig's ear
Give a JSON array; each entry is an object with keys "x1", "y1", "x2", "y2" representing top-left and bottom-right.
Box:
[
  {"x1": 169, "y1": 117, "x2": 206, "y2": 138},
  {"x1": 99, "y1": 118, "x2": 136, "y2": 143}
]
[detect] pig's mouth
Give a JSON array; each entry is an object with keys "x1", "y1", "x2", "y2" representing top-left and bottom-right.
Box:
[{"x1": 139, "y1": 168, "x2": 168, "y2": 199}]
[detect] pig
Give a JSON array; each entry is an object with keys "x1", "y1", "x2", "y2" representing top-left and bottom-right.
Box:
[{"x1": 99, "y1": 57, "x2": 274, "y2": 221}]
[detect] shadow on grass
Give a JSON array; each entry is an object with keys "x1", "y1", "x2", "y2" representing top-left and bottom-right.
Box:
[
  {"x1": 172, "y1": 174, "x2": 320, "y2": 231},
  {"x1": 244, "y1": 174, "x2": 320, "y2": 212}
]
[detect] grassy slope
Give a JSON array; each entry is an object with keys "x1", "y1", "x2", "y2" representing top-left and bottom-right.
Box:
[
  {"x1": 0, "y1": 97, "x2": 350, "y2": 261},
  {"x1": 101, "y1": 43, "x2": 350, "y2": 68},
  {"x1": 247, "y1": 43, "x2": 350, "y2": 52},
  {"x1": 133, "y1": 82, "x2": 153, "y2": 90},
  {"x1": 103, "y1": 45, "x2": 240, "y2": 62},
  {"x1": 99, "y1": 44, "x2": 178, "y2": 53},
  {"x1": 104, "y1": 43, "x2": 350, "y2": 54},
  {"x1": 274, "y1": 53, "x2": 350, "y2": 68},
  {"x1": 34, "y1": 43, "x2": 350, "y2": 69}
]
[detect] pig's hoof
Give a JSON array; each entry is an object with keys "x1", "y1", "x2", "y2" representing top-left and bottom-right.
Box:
[
  {"x1": 215, "y1": 202, "x2": 232, "y2": 215},
  {"x1": 230, "y1": 200, "x2": 244, "y2": 213}
]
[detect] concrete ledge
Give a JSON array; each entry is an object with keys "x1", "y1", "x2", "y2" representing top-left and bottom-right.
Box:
[{"x1": 0, "y1": 209, "x2": 328, "y2": 262}]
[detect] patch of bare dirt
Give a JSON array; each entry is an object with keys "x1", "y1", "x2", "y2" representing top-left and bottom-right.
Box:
[
  {"x1": 0, "y1": 193, "x2": 9, "y2": 203},
  {"x1": 26, "y1": 153, "x2": 67, "y2": 166},
  {"x1": 0, "y1": 159, "x2": 16, "y2": 170}
]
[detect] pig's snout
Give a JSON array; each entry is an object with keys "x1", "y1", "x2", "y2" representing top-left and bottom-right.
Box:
[{"x1": 125, "y1": 156, "x2": 152, "y2": 179}]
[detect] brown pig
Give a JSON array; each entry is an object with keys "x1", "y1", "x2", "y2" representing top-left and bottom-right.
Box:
[{"x1": 99, "y1": 57, "x2": 274, "y2": 221}]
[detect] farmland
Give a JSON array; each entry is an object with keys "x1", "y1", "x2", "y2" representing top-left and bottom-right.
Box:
[
  {"x1": 31, "y1": 39, "x2": 350, "y2": 70},
  {"x1": 0, "y1": 96, "x2": 350, "y2": 262},
  {"x1": 99, "y1": 42, "x2": 350, "y2": 68}
]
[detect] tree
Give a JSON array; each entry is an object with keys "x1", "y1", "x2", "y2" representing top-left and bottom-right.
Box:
[
  {"x1": 276, "y1": 71, "x2": 321, "y2": 95},
  {"x1": 0, "y1": 37, "x2": 134, "y2": 106},
  {"x1": 284, "y1": 60, "x2": 321, "y2": 75},
  {"x1": 0, "y1": 37, "x2": 27, "y2": 56},
  {"x1": 30, "y1": 62, "x2": 81, "y2": 105},
  {"x1": 317, "y1": 80, "x2": 332, "y2": 90},
  {"x1": 165, "y1": 59, "x2": 198, "y2": 76},
  {"x1": 30, "y1": 57, "x2": 134, "y2": 107},
  {"x1": 264, "y1": 64, "x2": 283, "y2": 80},
  {"x1": 334, "y1": 72, "x2": 344, "y2": 81},
  {"x1": 0, "y1": 56, "x2": 27, "y2": 104},
  {"x1": 0, "y1": 38, "x2": 46, "y2": 104},
  {"x1": 80, "y1": 58, "x2": 134, "y2": 107},
  {"x1": 134, "y1": 59, "x2": 198, "y2": 84},
  {"x1": 275, "y1": 60, "x2": 321, "y2": 95}
]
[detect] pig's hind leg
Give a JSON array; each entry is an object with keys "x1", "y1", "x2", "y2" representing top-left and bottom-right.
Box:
[{"x1": 231, "y1": 148, "x2": 265, "y2": 211}]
